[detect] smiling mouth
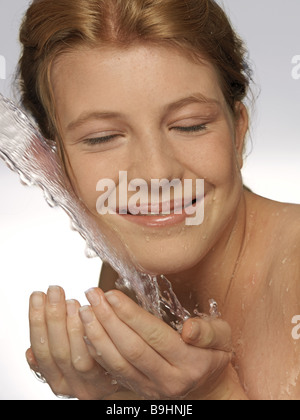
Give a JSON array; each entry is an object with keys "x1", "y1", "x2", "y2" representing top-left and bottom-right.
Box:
[{"x1": 117, "y1": 197, "x2": 198, "y2": 216}]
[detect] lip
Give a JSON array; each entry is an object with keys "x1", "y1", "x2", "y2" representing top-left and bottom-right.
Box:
[{"x1": 116, "y1": 197, "x2": 201, "y2": 227}]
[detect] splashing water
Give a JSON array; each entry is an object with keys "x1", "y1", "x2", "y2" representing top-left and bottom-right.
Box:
[{"x1": 0, "y1": 94, "x2": 218, "y2": 329}]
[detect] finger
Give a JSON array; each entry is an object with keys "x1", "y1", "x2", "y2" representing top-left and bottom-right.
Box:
[
  {"x1": 26, "y1": 347, "x2": 38, "y2": 370},
  {"x1": 79, "y1": 304, "x2": 153, "y2": 391},
  {"x1": 66, "y1": 299, "x2": 96, "y2": 372},
  {"x1": 181, "y1": 317, "x2": 232, "y2": 352},
  {"x1": 65, "y1": 300, "x2": 119, "y2": 398},
  {"x1": 87, "y1": 288, "x2": 185, "y2": 365},
  {"x1": 45, "y1": 286, "x2": 72, "y2": 373},
  {"x1": 84, "y1": 289, "x2": 171, "y2": 378},
  {"x1": 29, "y1": 291, "x2": 64, "y2": 383}
]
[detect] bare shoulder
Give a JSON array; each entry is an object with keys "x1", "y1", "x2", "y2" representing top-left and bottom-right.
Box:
[
  {"x1": 244, "y1": 192, "x2": 300, "y2": 288},
  {"x1": 274, "y1": 201, "x2": 300, "y2": 271},
  {"x1": 246, "y1": 192, "x2": 300, "y2": 245},
  {"x1": 250, "y1": 193, "x2": 300, "y2": 287},
  {"x1": 271, "y1": 199, "x2": 300, "y2": 248}
]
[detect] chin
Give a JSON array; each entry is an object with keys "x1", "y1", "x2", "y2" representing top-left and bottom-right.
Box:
[{"x1": 128, "y1": 242, "x2": 202, "y2": 276}]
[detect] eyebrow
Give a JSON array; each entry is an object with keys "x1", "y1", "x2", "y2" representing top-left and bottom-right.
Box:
[
  {"x1": 163, "y1": 93, "x2": 221, "y2": 114},
  {"x1": 67, "y1": 111, "x2": 123, "y2": 131},
  {"x1": 66, "y1": 93, "x2": 221, "y2": 132}
]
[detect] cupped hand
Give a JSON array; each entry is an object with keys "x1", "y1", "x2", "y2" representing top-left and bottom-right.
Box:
[
  {"x1": 27, "y1": 286, "x2": 119, "y2": 400},
  {"x1": 81, "y1": 287, "x2": 237, "y2": 400}
]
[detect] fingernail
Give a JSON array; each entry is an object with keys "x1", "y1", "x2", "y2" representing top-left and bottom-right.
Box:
[
  {"x1": 79, "y1": 306, "x2": 94, "y2": 324},
  {"x1": 85, "y1": 288, "x2": 101, "y2": 307},
  {"x1": 31, "y1": 292, "x2": 44, "y2": 309},
  {"x1": 66, "y1": 300, "x2": 78, "y2": 317},
  {"x1": 105, "y1": 291, "x2": 120, "y2": 308},
  {"x1": 188, "y1": 321, "x2": 201, "y2": 341},
  {"x1": 48, "y1": 286, "x2": 61, "y2": 305}
]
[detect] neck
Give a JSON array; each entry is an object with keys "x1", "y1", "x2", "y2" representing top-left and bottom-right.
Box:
[{"x1": 168, "y1": 192, "x2": 249, "y2": 316}]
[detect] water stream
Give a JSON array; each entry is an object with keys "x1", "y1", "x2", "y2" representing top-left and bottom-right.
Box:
[{"x1": 0, "y1": 94, "x2": 219, "y2": 330}]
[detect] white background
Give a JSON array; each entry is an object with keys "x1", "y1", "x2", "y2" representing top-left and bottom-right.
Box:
[{"x1": 0, "y1": 0, "x2": 299, "y2": 399}]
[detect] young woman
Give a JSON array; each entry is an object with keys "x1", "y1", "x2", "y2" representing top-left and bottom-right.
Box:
[{"x1": 20, "y1": 0, "x2": 300, "y2": 400}]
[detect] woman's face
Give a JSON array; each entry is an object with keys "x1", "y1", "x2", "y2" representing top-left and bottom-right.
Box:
[{"x1": 51, "y1": 44, "x2": 248, "y2": 274}]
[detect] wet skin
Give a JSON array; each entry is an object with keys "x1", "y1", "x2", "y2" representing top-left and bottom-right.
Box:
[{"x1": 27, "y1": 44, "x2": 300, "y2": 400}]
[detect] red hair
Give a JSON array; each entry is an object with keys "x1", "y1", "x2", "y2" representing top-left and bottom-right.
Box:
[{"x1": 18, "y1": 0, "x2": 251, "y2": 139}]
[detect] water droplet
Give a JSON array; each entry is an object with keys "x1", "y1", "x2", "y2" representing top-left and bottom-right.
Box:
[
  {"x1": 0, "y1": 154, "x2": 15, "y2": 171},
  {"x1": 209, "y1": 299, "x2": 221, "y2": 318},
  {"x1": 40, "y1": 337, "x2": 46, "y2": 345},
  {"x1": 32, "y1": 370, "x2": 47, "y2": 383},
  {"x1": 85, "y1": 246, "x2": 97, "y2": 259},
  {"x1": 50, "y1": 143, "x2": 58, "y2": 153},
  {"x1": 18, "y1": 171, "x2": 34, "y2": 187},
  {"x1": 56, "y1": 394, "x2": 73, "y2": 399},
  {"x1": 145, "y1": 236, "x2": 150, "y2": 242},
  {"x1": 73, "y1": 356, "x2": 82, "y2": 365},
  {"x1": 70, "y1": 220, "x2": 80, "y2": 231},
  {"x1": 43, "y1": 190, "x2": 57, "y2": 208}
]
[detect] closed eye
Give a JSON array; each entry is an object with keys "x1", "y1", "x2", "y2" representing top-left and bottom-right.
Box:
[
  {"x1": 81, "y1": 124, "x2": 207, "y2": 145},
  {"x1": 82, "y1": 134, "x2": 120, "y2": 145},
  {"x1": 171, "y1": 124, "x2": 207, "y2": 133}
]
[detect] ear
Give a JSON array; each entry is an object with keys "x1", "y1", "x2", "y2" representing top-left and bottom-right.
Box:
[{"x1": 234, "y1": 102, "x2": 249, "y2": 169}]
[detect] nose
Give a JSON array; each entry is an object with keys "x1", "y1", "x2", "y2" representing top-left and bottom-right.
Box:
[{"x1": 128, "y1": 130, "x2": 183, "y2": 183}]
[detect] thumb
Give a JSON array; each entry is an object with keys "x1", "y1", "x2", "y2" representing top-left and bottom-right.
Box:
[{"x1": 181, "y1": 317, "x2": 232, "y2": 352}]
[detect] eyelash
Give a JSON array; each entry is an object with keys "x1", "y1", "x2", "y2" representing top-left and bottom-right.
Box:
[
  {"x1": 171, "y1": 124, "x2": 207, "y2": 133},
  {"x1": 82, "y1": 124, "x2": 207, "y2": 145},
  {"x1": 83, "y1": 134, "x2": 119, "y2": 145}
]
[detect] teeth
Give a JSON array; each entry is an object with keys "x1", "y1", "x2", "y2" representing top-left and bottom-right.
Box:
[
  {"x1": 147, "y1": 213, "x2": 170, "y2": 216},
  {"x1": 134, "y1": 212, "x2": 169, "y2": 216}
]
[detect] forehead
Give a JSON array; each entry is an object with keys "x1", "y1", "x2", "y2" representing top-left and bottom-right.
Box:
[{"x1": 51, "y1": 43, "x2": 225, "y2": 120}]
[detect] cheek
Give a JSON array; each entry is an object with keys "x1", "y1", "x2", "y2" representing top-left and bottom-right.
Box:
[
  {"x1": 176, "y1": 133, "x2": 238, "y2": 186},
  {"x1": 206, "y1": 143, "x2": 238, "y2": 185},
  {"x1": 73, "y1": 169, "x2": 98, "y2": 212},
  {"x1": 65, "y1": 153, "x2": 114, "y2": 214}
]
